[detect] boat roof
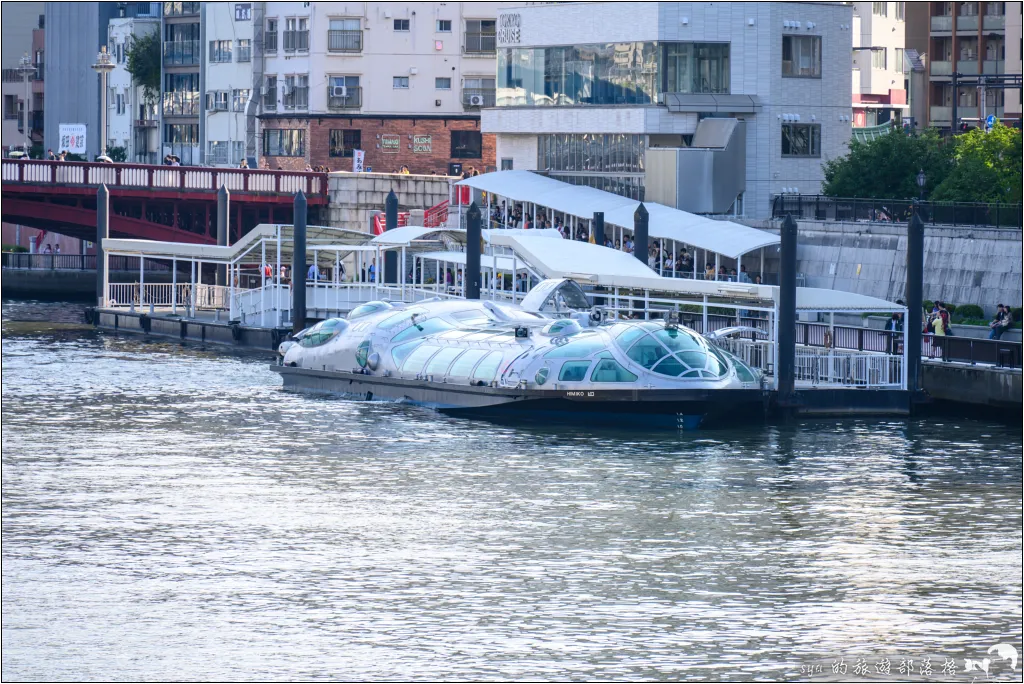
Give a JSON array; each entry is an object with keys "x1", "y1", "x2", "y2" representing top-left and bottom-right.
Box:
[{"x1": 456, "y1": 170, "x2": 780, "y2": 259}]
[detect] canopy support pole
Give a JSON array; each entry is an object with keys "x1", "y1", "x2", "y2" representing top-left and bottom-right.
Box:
[
  {"x1": 171, "y1": 257, "x2": 177, "y2": 314},
  {"x1": 715, "y1": 252, "x2": 720, "y2": 281},
  {"x1": 761, "y1": 247, "x2": 765, "y2": 282},
  {"x1": 261, "y1": 239, "x2": 266, "y2": 327}
]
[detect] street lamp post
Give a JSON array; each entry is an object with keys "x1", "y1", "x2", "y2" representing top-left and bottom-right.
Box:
[
  {"x1": 916, "y1": 169, "x2": 926, "y2": 202},
  {"x1": 91, "y1": 46, "x2": 115, "y2": 159},
  {"x1": 16, "y1": 53, "x2": 35, "y2": 153}
]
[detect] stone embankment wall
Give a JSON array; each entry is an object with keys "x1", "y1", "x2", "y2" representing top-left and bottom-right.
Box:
[
  {"x1": 746, "y1": 220, "x2": 1022, "y2": 315},
  {"x1": 326, "y1": 172, "x2": 453, "y2": 235}
]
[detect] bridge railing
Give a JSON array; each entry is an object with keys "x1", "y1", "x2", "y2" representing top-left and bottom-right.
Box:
[
  {"x1": 1, "y1": 252, "x2": 173, "y2": 272},
  {"x1": 2, "y1": 159, "x2": 328, "y2": 199}
]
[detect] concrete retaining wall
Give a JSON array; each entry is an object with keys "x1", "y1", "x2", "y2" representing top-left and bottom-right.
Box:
[
  {"x1": 327, "y1": 172, "x2": 452, "y2": 235},
  {"x1": 2, "y1": 269, "x2": 175, "y2": 299},
  {"x1": 921, "y1": 361, "x2": 1022, "y2": 410},
  {"x1": 744, "y1": 220, "x2": 1022, "y2": 315}
]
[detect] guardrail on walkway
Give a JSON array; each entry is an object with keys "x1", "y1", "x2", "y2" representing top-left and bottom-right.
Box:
[
  {"x1": 2, "y1": 253, "x2": 172, "y2": 272},
  {"x1": 1, "y1": 159, "x2": 328, "y2": 198},
  {"x1": 772, "y1": 194, "x2": 1022, "y2": 229}
]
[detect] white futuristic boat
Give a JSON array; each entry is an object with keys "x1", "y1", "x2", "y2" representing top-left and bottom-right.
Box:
[{"x1": 272, "y1": 279, "x2": 766, "y2": 429}]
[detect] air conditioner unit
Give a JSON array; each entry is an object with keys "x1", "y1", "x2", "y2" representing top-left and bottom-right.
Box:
[
  {"x1": 331, "y1": 85, "x2": 347, "y2": 98},
  {"x1": 260, "y1": 86, "x2": 268, "y2": 95},
  {"x1": 469, "y1": 94, "x2": 484, "y2": 106}
]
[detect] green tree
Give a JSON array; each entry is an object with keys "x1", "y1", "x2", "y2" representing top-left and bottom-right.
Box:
[
  {"x1": 125, "y1": 30, "x2": 160, "y2": 104},
  {"x1": 106, "y1": 145, "x2": 128, "y2": 162},
  {"x1": 930, "y1": 123, "x2": 1022, "y2": 204},
  {"x1": 821, "y1": 129, "x2": 952, "y2": 199}
]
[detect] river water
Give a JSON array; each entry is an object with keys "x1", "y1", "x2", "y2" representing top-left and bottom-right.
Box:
[{"x1": 2, "y1": 300, "x2": 1021, "y2": 681}]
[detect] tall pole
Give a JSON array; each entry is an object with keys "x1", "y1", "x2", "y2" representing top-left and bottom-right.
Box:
[
  {"x1": 633, "y1": 203, "x2": 649, "y2": 266},
  {"x1": 905, "y1": 210, "x2": 925, "y2": 396},
  {"x1": 777, "y1": 214, "x2": 798, "y2": 404},
  {"x1": 292, "y1": 191, "x2": 307, "y2": 335},
  {"x1": 384, "y1": 189, "x2": 398, "y2": 284},
  {"x1": 91, "y1": 46, "x2": 115, "y2": 159},
  {"x1": 951, "y1": 71, "x2": 958, "y2": 133},
  {"x1": 592, "y1": 211, "x2": 605, "y2": 246},
  {"x1": 216, "y1": 185, "x2": 230, "y2": 286},
  {"x1": 465, "y1": 202, "x2": 481, "y2": 299},
  {"x1": 96, "y1": 184, "x2": 109, "y2": 307},
  {"x1": 19, "y1": 54, "x2": 32, "y2": 153}
]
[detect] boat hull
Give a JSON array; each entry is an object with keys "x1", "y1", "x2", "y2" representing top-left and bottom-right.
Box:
[{"x1": 271, "y1": 365, "x2": 767, "y2": 430}]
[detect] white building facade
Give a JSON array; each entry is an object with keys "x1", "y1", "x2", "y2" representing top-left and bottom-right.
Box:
[
  {"x1": 203, "y1": 1, "x2": 254, "y2": 167},
  {"x1": 851, "y1": 1, "x2": 908, "y2": 128},
  {"x1": 108, "y1": 8, "x2": 161, "y2": 163},
  {"x1": 485, "y1": 1, "x2": 855, "y2": 219}
]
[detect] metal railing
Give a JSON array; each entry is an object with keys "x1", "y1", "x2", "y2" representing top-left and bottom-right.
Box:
[
  {"x1": 464, "y1": 31, "x2": 496, "y2": 53},
  {"x1": 163, "y1": 40, "x2": 201, "y2": 66},
  {"x1": 107, "y1": 282, "x2": 228, "y2": 310},
  {"x1": 2, "y1": 253, "x2": 174, "y2": 272},
  {"x1": 922, "y1": 334, "x2": 1022, "y2": 368},
  {"x1": 772, "y1": 195, "x2": 1023, "y2": 229},
  {"x1": 462, "y1": 88, "x2": 496, "y2": 108},
  {"x1": 795, "y1": 348, "x2": 904, "y2": 388},
  {"x1": 326, "y1": 86, "x2": 361, "y2": 109},
  {"x1": 2, "y1": 159, "x2": 329, "y2": 199},
  {"x1": 328, "y1": 30, "x2": 362, "y2": 52},
  {"x1": 283, "y1": 30, "x2": 309, "y2": 52},
  {"x1": 162, "y1": 90, "x2": 200, "y2": 116},
  {"x1": 283, "y1": 86, "x2": 308, "y2": 110}
]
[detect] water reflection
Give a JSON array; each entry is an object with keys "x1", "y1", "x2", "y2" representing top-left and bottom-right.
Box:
[{"x1": 2, "y1": 301, "x2": 1021, "y2": 681}]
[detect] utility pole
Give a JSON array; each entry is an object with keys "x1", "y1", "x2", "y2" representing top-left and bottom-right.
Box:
[
  {"x1": 91, "y1": 46, "x2": 115, "y2": 159},
  {"x1": 16, "y1": 53, "x2": 35, "y2": 153}
]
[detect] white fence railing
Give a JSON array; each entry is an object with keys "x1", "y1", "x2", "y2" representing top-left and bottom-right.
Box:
[
  {"x1": 795, "y1": 348, "x2": 904, "y2": 389},
  {"x1": 106, "y1": 283, "x2": 230, "y2": 311}
]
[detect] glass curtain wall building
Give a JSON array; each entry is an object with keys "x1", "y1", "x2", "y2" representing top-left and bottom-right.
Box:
[{"x1": 538, "y1": 134, "x2": 646, "y2": 200}]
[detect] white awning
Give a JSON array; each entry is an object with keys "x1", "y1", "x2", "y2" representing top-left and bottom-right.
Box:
[
  {"x1": 416, "y1": 250, "x2": 527, "y2": 271},
  {"x1": 370, "y1": 225, "x2": 466, "y2": 246},
  {"x1": 457, "y1": 170, "x2": 779, "y2": 259}
]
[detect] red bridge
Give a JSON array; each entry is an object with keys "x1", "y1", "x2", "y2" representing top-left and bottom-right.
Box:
[{"x1": 1, "y1": 159, "x2": 329, "y2": 245}]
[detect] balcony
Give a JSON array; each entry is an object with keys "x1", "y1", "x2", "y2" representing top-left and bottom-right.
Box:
[
  {"x1": 931, "y1": 60, "x2": 953, "y2": 75},
  {"x1": 982, "y1": 14, "x2": 1005, "y2": 30},
  {"x1": 462, "y1": 88, "x2": 496, "y2": 108},
  {"x1": 283, "y1": 30, "x2": 309, "y2": 52},
  {"x1": 163, "y1": 2, "x2": 199, "y2": 17},
  {"x1": 930, "y1": 15, "x2": 953, "y2": 31},
  {"x1": 956, "y1": 14, "x2": 979, "y2": 30},
  {"x1": 264, "y1": 31, "x2": 277, "y2": 52},
  {"x1": 163, "y1": 40, "x2": 200, "y2": 66},
  {"x1": 34, "y1": 63, "x2": 43, "y2": 81},
  {"x1": 162, "y1": 90, "x2": 199, "y2": 116},
  {"x1": 463, "y1": 31, "x2": 496, "y2": 54},
  {"x1": 328, "y1": 30, "x2": 362, "y2": 53},
  {"x1": 326, "y1": 85, "x2": 361, "y2": 109},
  {"x1": 983, "y1": 60, "x2": 1005, "y2": 74},
  {"x1": 956, "y1": 59, "x2": 979, "y2": 74},
  {"x1": 930, "y1": 105, "x2": 952, "y2": 122},
  {"x1": 134, "y1": 118, "x2": 159, "y2": 128}
]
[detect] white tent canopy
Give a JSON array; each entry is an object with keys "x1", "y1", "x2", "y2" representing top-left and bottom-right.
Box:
[
  {"x1": 416, "y1": 250, "x2": 527, "y2": 272},
  {"x1": 456, "y1": 170, "x2": 779, "y2": 259}
]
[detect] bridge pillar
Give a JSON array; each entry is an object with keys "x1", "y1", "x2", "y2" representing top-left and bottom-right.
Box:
[
  {"x1": 633, "y1": 203, "x2": 649, "y2": 266},
  {"x1": 777, "y1": 214, "x2": 798, "y2": 404},
  {"x1": 906, "y1": 210, "x2": 925, "y2": 396},
  {"x1": 465, "y1": 202, "x2": 481, "y2": 299},
  {"x1": 384, "y1": 189, "x2": 398, "y2": 284},
  {"x1": 216, "y1": 185, "x2": 230, "y2": 287},
  {"x1": 97, "y1": 184, "x2": 109, "y2": 307}
]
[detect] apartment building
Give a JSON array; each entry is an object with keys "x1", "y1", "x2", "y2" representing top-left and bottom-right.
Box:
[
  {"x1": 906, "y1": 0, "x2": 1023, "y2": 129},
  {"x1": 108, "y1": 3, "x2": 161, "y2": 163},
  {"x1": 161, "y1": 1, "x2": 202, "y2": 163},
  {"x1": 255, "y1": 2, "x2": 502, "y2": 172},
  {"x1": 203, "y1": 1, "x2": 254, "y2": 166},
  {"x1": 852, "y1": 2, "x2": 908, "y2": 127},
  {"x1": 485, "y1": 1, "x2": 855, "y2": 218},
  {"x1": 2, "y1": 3, "x2": 45, "y2": 155}
]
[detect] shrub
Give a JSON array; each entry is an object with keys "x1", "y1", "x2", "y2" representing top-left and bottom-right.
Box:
[
  {"x1": 944, "y1": 302, "x2": 957, "y2": 315},
  {"x1": 1012, "y1": 308, "x2": 1023, "y2": 325},
  {"x1": 923, "y1": 299, "x2": 934, "y2": 313},
  {"x1": 2, "y1": 244, "x2": 28, "y2": 253},
  {"x1": 955, "y1": 304, "x2": 984, "y2": 320}
]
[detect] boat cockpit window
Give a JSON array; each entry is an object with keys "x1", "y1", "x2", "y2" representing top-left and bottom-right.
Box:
[
  {"x1": 471, "y1": 351, "x2": 504, "y2": 383},
  {"x1": 356, "y1": 339, "x2": 371, "y2": 367},
  {"x1": 379, "y1": 307, "x2": 427, "y2": 329},
  {"x1": 391, "y1": 340, "x2": 421, "y2": 367},
  {"x1": 542, "y1": 319, "x2": 582, "y2": 337},
  {"x1": 348, "y1": 301, "x2": 394, "y2": 320},
  {"x1": 543, "y1": 334, "x2": 605, "y2": 359},
  {"x1": 451, "y1": 310, "x2": 492, "y2": 326},
  {"x1": 392, "y1": 317, "x2": 456, "y2": 343},
  {"x1": 401, "y1": 344, "x2": 441, "y2": 374},
  {"x1": 558, "y1": 361, "x2": 591, "y2": 382},
  {"x1": 298, "y1": 318, "x2": 349, "y2": 347},
  {"x1": 591, "y1": 359, "x2": 638, "y2": 383}
]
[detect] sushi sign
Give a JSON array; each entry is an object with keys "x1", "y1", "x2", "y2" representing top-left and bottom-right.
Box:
[{"x1": 58, "y1": 124, "x2": 87, "y2": 154}]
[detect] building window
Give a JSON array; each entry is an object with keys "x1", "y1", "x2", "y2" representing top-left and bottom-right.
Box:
[
  {"x1": 328, "y1": 75, "x2": 361, "y2": 108},
  {"x1": 464, "y1": 19, "x2": 496, "y2": 53},
  {"x1": 538, "y1": 133, "x2": 645, "y2": 173},
  {"x1": 451, "y1": 130, "x2": 482, "y2": 158},
  {"x1": 265, "y1": 18, "x2": 278, "y2": 51},
  {"x1": 263, "y1": 75, "x2": 277, "y2": 110},
  {"x1": 500, "y1": 158, "x2": 513, "y2": 170},
  {"x1": 873, "y1": 2, "x2": 888, "y2": 16},
  {"x1": 782, "y1": 35, "x2": 822, "y2": 78},
  {"x1": 896, "y1": 2, "x2": 906, "y2": 20},
  {"x1": 435, "y1": 77, "x2": 452, "y2": 90},
  {"x1": 895, "y1": 48, "x2": 905, "y2": 73},
  {"x1": 206, "y1": 90, "x2": 229, "y2": 111},
  {"x1": 209, "y1": 40, "x2": 232, "y2": 63},
  {"x1": 872, "y1": 47, "x2": 887, "y2": 69},
  {"x1": 283, "y1": 74, "x2": 308, "y2": 109},
  {"x1": 985, "y1": 2, "x2": 1004, "y2": 15},
  {"x1": 393, "y1": 76, "x2": 410, "y2": 89},
  {"x1": 237, "y1": 39, "x2": 251, "y2": 62},
  {"x1": 163, "y1": 73, "x2": 200, "y2": 115},
  {"x1": 328, "y1": 18, "x2": 362, "y2": 52},
  {"x1": 263, "y1": 129, "x2": 305, "y2": 156},
  {"x1": 329, "y1": 129, "x2": 361, "y2": 157},
  {"x1": 232, "y1": 89, "x2": 250, "y2": 112},
  {"x1": 394, "y1": 18, "x2": 410, "y2": 31},
  {"x1": 664, "y1": 43, "x2": 730, "y2": 94},
  {"x1": 436, "y1": 19, "x2": 452, "y2": 32},
  {"x1": 462, "y1": 77, "x2": 495, "y2": 107},
  {"x1": 781, "y1": 123, "x2": 821, "y2": 158},
  {"x1": 4, "y1": 95, "x2": 20, "y2": 120},
  {"x1": 164, "y1": 123, "x2": 199, "y2": 145},
  {"x1": 284, "y1": 17, "x2": 309, "y2": 51}
]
